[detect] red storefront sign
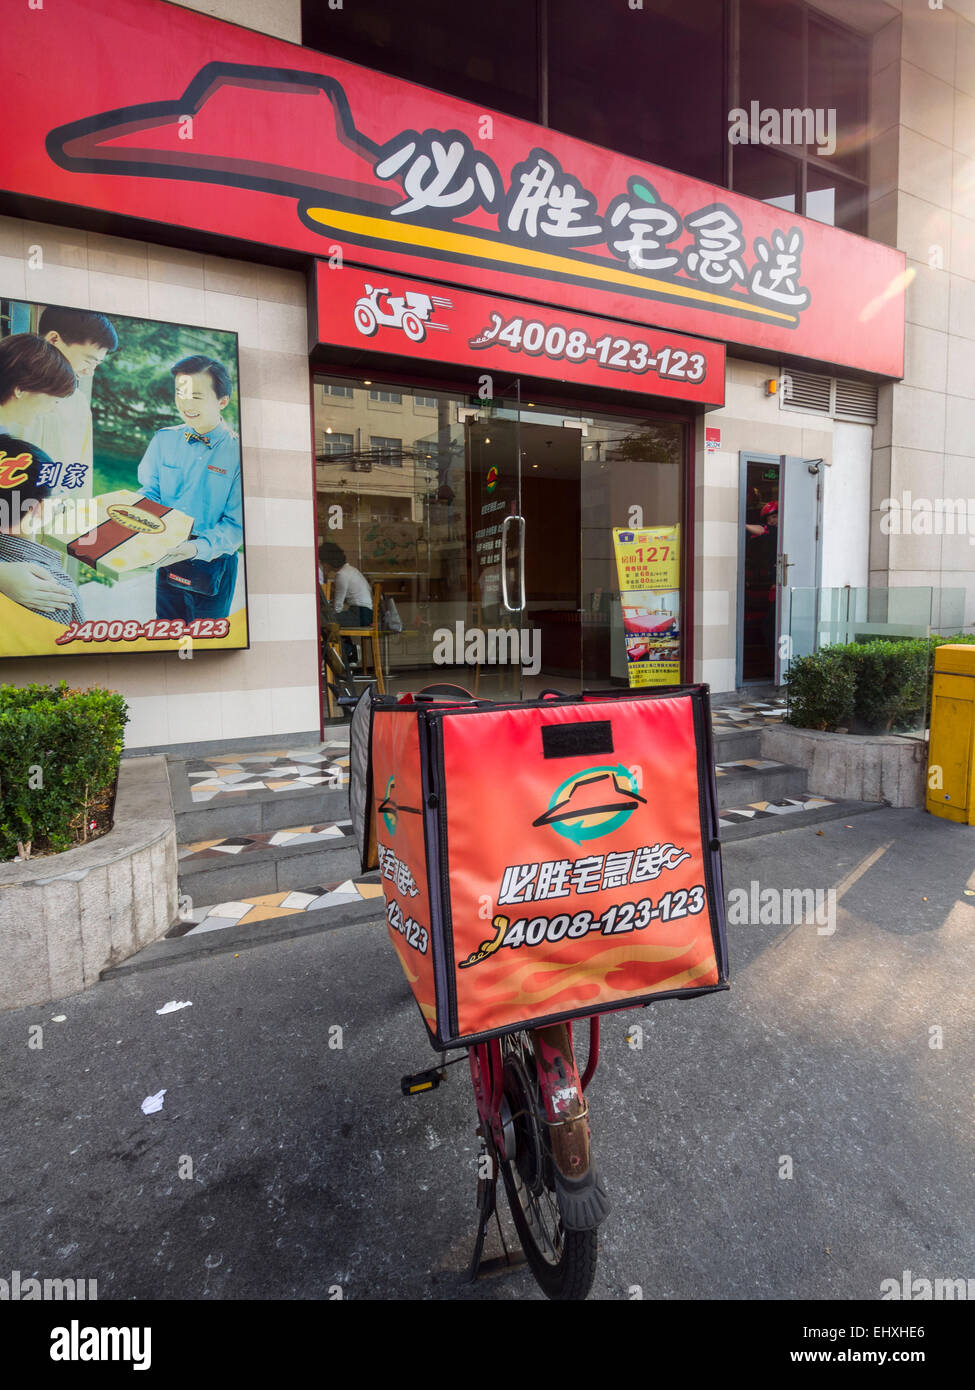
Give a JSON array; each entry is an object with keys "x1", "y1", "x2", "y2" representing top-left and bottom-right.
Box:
[
  {"x1": 314, "y1": 265, "x2": 725, "y2": 404},
  {"x1": 2, "y1": 0, "x2": 905, "y2": 379}
]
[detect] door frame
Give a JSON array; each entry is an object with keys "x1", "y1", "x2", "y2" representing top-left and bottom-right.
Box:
[{"x1": 736, "y1": 451, "x2": 823, "y2": 689}]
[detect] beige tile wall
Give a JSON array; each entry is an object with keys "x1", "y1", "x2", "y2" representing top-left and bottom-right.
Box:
[
  {"x1": 168, "y1": 0, "x2": 301, "y2": 43},
  {"x1": 868, "y1": 2, "x2": 975, "y2": 624},
  {"x1": 0, "y1": 215, "x2": 321, "y2": 751},
  {"x1": 693, "y1": 359, "x2": 856, "y2": 692}
]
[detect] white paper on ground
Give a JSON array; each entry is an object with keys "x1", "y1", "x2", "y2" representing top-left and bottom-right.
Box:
[
  {"x1": 156, "y1": 1001, "x2": 193, "y2": 1015},
  {"x1": 141, "y1": 1090, "x2": 166, "y2": 1114}
]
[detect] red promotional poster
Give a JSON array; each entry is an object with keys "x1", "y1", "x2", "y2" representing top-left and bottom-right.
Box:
[
  {"x1": 368, "y1": 686, "x2": 728, "y2": 1049},
  {"x1": 315, "y1": 265, "x2": 725, "y2": 404},
  {"x1": 0, "y1": 300, "x2": 247, "y2": 659},
  {"x1": 0, "y1": 0, "x2": 905, "y2": 379}
]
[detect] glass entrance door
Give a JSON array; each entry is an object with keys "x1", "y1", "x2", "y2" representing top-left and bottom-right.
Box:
[{"x1": 313, "y1": 373, "x2": 687, "y2": 718}]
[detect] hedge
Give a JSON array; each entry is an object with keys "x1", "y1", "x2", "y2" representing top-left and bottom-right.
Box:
[
  {"x1": 0, "y1": 683, "x2": 128, "y2": 861},
  {"x1": 784, "y1": 634, "x2": 975, "y2": 733}
]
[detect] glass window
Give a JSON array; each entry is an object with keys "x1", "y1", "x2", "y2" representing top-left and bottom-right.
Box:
[
  {"x1": 806, "y1": 165, "x2": 868, "y2": 236},
  {"x1": 313, "y1": 375, "x2": 689, "y2": 710},
  {"x1": 549, "y1": 0, "x2": 726, "y2": 186},
  {"x1": 731, "y1": 145, "x2": 799, "y2": 212},
  {"x1": 301, "y1": 0, "x2": 540, "y2": 124},
  {"x1": 370, "y1": 435, "x2": 404, "y2": 466},
  {"x1": 808, "y1": 16, "x2": 868, "y2": 181},
  {"x1": 319, "y1": 432, "x2": 354, "y2": 458},
  {"x1": 414, "y1": 395, "x2": 438, "y2": 409},
  {"x1": 321, "y1": 382, "x2": 353, "y2": 398},
  {"x1": 739, "y1": 0, "x2": 804, "y2": 127},
  {"x1": 369, "y1": 389, "x2": 402, "y2": 404},
  {"x1": 735, "y1": 1, "x2": 869, "y2": 232}
]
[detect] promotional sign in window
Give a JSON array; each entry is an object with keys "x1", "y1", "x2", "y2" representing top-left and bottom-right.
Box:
[
  {"x1": 0, "y1": 302, "x2": 247, "y2": 658},
  {"x1": 613, "y1": 526, "x2": 681, "y2": 686}
]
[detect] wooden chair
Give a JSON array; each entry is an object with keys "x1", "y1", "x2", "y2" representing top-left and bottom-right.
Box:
[{"x1": 333, "y1": 580, "x2": 385, "y2": 688}]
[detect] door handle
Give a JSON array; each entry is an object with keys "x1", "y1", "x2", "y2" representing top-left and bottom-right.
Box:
[{"x1": 500, "y1": 514, "x2": 525, "y2": 613}]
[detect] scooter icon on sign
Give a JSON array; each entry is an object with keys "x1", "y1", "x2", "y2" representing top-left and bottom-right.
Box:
[{"x1": 353, "y1": 284, "x2": 453, "y2": 343}]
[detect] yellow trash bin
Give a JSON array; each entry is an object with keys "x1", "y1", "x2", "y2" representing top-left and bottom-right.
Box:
[{"x1": 926, "y1": 644, "x2": 975, "y2": 824}]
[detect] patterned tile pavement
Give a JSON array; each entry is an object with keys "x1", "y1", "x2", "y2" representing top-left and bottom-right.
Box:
[
  {"x1": 178, "y1": 820, "x2": 354, "y2": 863},
  {"x1": 714, "y1": 758, "x2": 786, "y2": 777},
  {"x1": 183, "y1": 742, "x2": 349, "y2": 802},
  {"x1": 166, "y1": 874, "x2": 383, "y2": 936},
  {"x1": 718, "y1": 795, "x2": 835, "y2": 828},
  {"x1": 175, "y1": 697, "x2": 786, "y2": 805},
  {"x1": 711, "y1": 696, "x2": 788, "y2": 731}
]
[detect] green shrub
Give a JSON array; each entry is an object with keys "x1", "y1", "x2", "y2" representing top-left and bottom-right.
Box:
[
  {"x1": 783, "y1": 648, "x2": 856, "y2": 731},
  {"x1": 784, "y1": 634, "x2": 975, "y2": 734},
  {"x1": 0, "y1": 683, "x2": 128, "y2": 861}
]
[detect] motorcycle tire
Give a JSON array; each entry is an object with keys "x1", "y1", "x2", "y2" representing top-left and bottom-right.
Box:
[{"x1": 495, "y1": 1031, "x2": 597, "y2": 1301}]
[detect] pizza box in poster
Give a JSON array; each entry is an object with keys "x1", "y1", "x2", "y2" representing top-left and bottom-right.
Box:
[{"x1": 42, "y1": 490, "x2": 193, "y2": 581}]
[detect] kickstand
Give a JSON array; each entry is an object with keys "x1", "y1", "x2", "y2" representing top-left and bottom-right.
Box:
[{"x1": 467, "y1": 1140, "x2": 525, "y2": 1281}]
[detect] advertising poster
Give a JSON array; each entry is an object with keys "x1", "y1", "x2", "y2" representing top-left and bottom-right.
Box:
[
  {"x1": 0, "y1": 302, "x2": 247, "y2": 658},
  {"x1": 613, "y1": 526, "x2": 681, "y2": 686}
]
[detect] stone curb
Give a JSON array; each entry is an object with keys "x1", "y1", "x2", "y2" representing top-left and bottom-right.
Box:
[
  {"x1": 758, "y1": 724, "x2": 927, "y2": 808},
  {"x1": 0, "y1": 756, "x2": 178, "y2": 1010}
]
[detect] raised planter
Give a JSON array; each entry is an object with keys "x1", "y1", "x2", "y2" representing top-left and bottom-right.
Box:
[
  {"x1": 759, "y1": 724, "x2": 927, "y2": 808},
  {"x1": 0, "y1": 756, "x2": 177, "y2": 1010}
]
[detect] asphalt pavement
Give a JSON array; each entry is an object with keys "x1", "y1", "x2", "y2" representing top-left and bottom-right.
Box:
[{"x1": 2, "y1": 807, "x2": 974, "y2": 1301}]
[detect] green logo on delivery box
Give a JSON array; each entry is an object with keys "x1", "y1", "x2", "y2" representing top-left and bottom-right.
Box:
[{"x1": 532, "y1": 764, "x2": 647, "y2": 845}]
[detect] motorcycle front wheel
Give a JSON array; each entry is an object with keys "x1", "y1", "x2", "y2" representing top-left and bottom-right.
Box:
[{"x1": 496, "y1": 1031, "x2": 597, "y2": 1301}]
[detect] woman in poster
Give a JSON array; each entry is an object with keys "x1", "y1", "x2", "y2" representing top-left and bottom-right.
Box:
[{"x1": 0, "y1": 334, "x2": 83, "y2": 625}]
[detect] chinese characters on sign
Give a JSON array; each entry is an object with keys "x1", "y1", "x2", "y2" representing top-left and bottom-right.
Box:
[
  {"x1": 498, "y1": 842, "x2": 692, "y2": 905},
  {"x1": 0, "y1": 0, "x2": 903, "y2": 375},
  {"x1": 359, "y1": 139, "x2": 812, "y2": 324}
]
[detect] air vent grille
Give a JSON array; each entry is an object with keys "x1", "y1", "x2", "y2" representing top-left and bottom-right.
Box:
[
  {"x1": 833, "y1": 377, "x2": 878, "y2": 423},
  {"x1": 780, "y1": 371, "x2": 831, "y2": 413},
  {"x1": 779, "y1": 371, "x2": 878, "y2": 423}
]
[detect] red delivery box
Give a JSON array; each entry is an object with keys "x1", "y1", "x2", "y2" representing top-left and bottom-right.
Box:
[{"x1": 350, "y1": 685, "x2": 729, "y2": 1050}]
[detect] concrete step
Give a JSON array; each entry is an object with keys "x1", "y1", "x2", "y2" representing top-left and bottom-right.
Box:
[
  {"x1": 714, "y1": 759, "x2": 808, "y2": 809},
  {"x1": 711, "y1": 729, "x2": 762, "y2": 761},
  {"x1": 719, "y1": 797, "x2": 882, "y2": 843},
  {"x1": 177, "y1": 818, "x2": 362, "y2": 905},
  {"x1": 174, "y1": 782, "x2": 350, "y2": 841},
  {"x1": 102, "y1": 873, "x2": 385, "y2": 975},
  {"x1": 167, "y1": 741, "x2": 350, "y2": 841}
]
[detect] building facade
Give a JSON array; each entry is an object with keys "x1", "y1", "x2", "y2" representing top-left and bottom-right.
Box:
[{"x1": 0, "y1": 0, "x2": 968, "y2": 753}]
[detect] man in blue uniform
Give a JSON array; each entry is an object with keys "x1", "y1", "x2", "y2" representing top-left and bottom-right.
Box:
[{"x1": 138, "y1": 354, "x2": 242, "y2": 621}]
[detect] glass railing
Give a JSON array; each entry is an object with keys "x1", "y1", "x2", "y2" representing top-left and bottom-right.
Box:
[{"x1": 785, "y1": 586, "x2": 971, "y2": 737}]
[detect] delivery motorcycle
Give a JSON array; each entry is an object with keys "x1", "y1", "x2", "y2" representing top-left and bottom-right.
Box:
[{"x1": 347, "y1": 681, "x2": 729, "y2": 1301}]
